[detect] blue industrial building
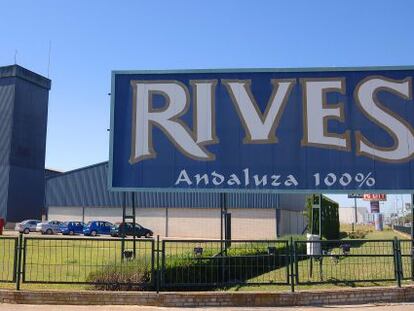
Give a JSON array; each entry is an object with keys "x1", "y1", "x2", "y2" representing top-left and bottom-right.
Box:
[
  {"x1": 0, "y1": 65, "x2": 50, "y2": 222},
  {"x1": 46, "y1": 162, "x2": 307, "y2": 239}
]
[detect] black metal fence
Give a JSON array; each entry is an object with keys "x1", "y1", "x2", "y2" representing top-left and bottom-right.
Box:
[
  {"x1": 294, "y1": 240, "x2": 397, "y2": 284},
  {"x1": 1, "y1": 235, "x2": 414, "y2": 291},
  {"x1": 160, "y1": 239, "x2": 290, "y2": 289},
  {"x1": 22, "y1": 236, "x2": 154, "y2": 289},
  {"x1": 399, "y1": 239, "x2": 414, "y2": 281},
  {"x1": 0, "y1": 236, "x2": 17, "y2": 283},
  {"x1": 394, "y1": 225, "x2": 412, "y2": 236}
]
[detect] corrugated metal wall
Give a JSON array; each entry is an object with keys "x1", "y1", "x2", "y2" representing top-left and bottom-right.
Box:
[
  {"x1": 46, "y1": 162, "x2": 307, "y2": 210},
  {"x1": 0, "y1": 79, "x2": 15, "y2": 219},
  {"x1": 7, "y1": 76, "x2": 50, "y2": 221}
]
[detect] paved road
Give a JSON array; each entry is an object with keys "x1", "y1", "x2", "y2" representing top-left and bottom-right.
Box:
[{"x1": 1, "y1": 303, "x2": 413, "y2": 310}]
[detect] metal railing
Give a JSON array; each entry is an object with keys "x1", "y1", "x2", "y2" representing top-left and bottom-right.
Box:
[
  {"x1": 1, "y1": 235, "x2": 414, "y2": 291},
  {"x1": 294, "y1": 240, "x2": 397, "y2": 284},
  {"x1": 399, "y1": 239, "x2": 414, "y2": 281},
  {"x1": 22, "y1": 236, "x2": 154, "y2": 289},
  {"x1": 160, "y1": 239, "x2": 290, "y2": 288}
]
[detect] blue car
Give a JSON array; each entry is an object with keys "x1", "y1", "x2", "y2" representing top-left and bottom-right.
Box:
[
  {"x1": 60, "y1": 221, "x2": 85, "y2": 235},
  {"x1": 83, "y1": 221, "x2": 113, "y2": 236}
]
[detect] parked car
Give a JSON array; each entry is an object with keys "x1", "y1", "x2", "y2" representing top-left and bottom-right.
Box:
[
  {"x1": 36, "y1": 220, "x2": 63, "y2": 235},
  {"x1": 110, "y1": 222, "x2": 153, "y2": 238},
  {"x1": 59, "y1": 221, "x2": 85, "y2": 235},
  {"x1": 15, "y1": 220, "x2": 41, "y2": 234},
  {"x1": 83, "y1": 221, "x2": 113, "y2": 236}
]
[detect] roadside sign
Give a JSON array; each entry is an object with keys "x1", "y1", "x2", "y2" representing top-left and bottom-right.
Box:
[
  {"x1": 363, "y1": 194, "x2": 387, "y2": 201},
  {"x1": 109, "y1": 67, "x2": 414, "y2": 192},
  {"x1": 370, "y1": 201, "x2": 380, "y2": 213}
]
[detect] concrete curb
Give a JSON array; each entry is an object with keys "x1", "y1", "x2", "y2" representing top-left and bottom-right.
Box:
[{"x1": 1, "y1": 286, "x2": 414, "y2": 307}]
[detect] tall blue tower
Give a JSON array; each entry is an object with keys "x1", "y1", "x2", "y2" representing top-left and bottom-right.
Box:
[{"x1": 0, "y1": 65, "x2": 51, "y2": 222}]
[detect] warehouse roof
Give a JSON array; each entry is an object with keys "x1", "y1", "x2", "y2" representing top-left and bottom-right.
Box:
[{"x1": 46, "y1": 162, "x2": 306, "y2": 210}]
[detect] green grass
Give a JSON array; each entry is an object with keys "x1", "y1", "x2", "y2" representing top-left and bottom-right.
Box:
[
  {"x1": 365, "y1": 229, "x2": 402, "y2": 239},
  {"x1": 340, "y1": 223, "x2": 376, "y2": 233},
  {"x1": 339, "y1": 223, "x2": 407, "y2": 240},
  {"x1": 24, "y1": 239, "x2": 152, "y2": 283}
]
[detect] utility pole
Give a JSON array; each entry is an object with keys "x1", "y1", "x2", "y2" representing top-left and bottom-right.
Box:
[{"x1": 348, "y1": 193, "x2": 363, "y2": 231}]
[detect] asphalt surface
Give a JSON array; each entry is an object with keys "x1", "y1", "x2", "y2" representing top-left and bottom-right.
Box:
[
  {"x1": 0, "y1": 304, "x2": 413, "y2": 310},
  {"x1": 1, "y1": 229, "x2": 151, "y2": 240},
  {"x1": 1, "y1": 229, "x2": 219, "y2": 240}
]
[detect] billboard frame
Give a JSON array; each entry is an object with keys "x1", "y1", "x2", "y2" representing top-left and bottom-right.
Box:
[{"x1": 108, "y1": 65, "x2": 414, "y2": 193}]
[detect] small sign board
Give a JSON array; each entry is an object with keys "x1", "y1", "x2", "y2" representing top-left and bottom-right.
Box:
[
  {"x1": 363, "y1": 194, "x2": 387, "y2": 201},
  {"x1": 347, "y1": 193, "x2": 364, "y2": 199},
  {"x1": 370, "y1": 201, "x2": 380, "y2": 213}
]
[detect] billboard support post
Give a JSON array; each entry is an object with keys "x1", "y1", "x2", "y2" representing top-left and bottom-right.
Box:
[
  {"x1": 353, "y1": 197, "x2": 358, "y2": 232},
  {"x1": 319, "y1": 194, "x2": 322, "y2": 237},
  {"x1": 219, "y1": 193, "x2": 228, "y2": 253},
  {"x1": 132, "y1": 192, "x2": 137, "y2": 258},
  {"x1": 121, "y1": 192, "x2": 126, "y2": 261},
  {"x1": 219, "y1": 192, "x2": 228, "y2": 285},
  {"x1": 220, "y1": 194, "x2": 223, "y2": 251}
]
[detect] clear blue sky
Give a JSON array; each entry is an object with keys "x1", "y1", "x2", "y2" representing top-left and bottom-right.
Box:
[{"x1": 1, "y1": 0, "x2": 414, "y2": 212}]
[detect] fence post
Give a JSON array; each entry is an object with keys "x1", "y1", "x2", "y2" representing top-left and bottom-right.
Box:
[
  {"x1": 295, "y1": 241, "x2": 300, "y2": 285},
  {"x1": 156, "y1": 235, "x2": 160, "y2": 293},
  {"x1": 397, "y1": 239, "x2": 404, "y2": 286},
  {"x1": 15, "y1": 233, "x2": 23, "y2": 290},
  {"x1": 393, "y1": 237, "x2": 402, "y2": 288},
  {"x1": 12, "y1": 237, "x2": 18, "y2": 284},
  {"x1": 412, "y1": 241, "x2": 414, "y2": 281},
  {"x1": 161, "y1": 239, "x2": 166, "y2": 291},
  {"x1": 289, "y1": 237, "x2": 295, "y2": 292}
]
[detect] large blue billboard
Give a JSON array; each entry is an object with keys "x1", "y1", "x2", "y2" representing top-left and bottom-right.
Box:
[{"x1": 109, "y1": 67, "x2": 414, "y2": 193}]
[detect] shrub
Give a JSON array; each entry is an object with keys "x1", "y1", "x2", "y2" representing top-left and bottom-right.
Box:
[
  {"x1": 348, "y1": 230, "x2": 367, "y2": 239},
  {"x1": 86, "y1": 260, "x2": 150, "y2": 291}
]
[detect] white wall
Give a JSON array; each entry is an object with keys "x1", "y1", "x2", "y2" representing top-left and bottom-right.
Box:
[
  {"x1": 278, "y1": 209, "x2": 306, "y2": 236},
  {"x1": 167, "y1": 208, "x2": 221, "y2": 238},
  {"x1": 48, "y1": 206, "x2": 305, "y2": 239},
  {"x1": 339, "y1": 207, "x2": 369, "y2": 224},
  {"x1": 228, "y1": 208, "x2": 276, "y2": 239},
  {"x1": 47, "y1": 206, "x2": 83, "y2": 222}
]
